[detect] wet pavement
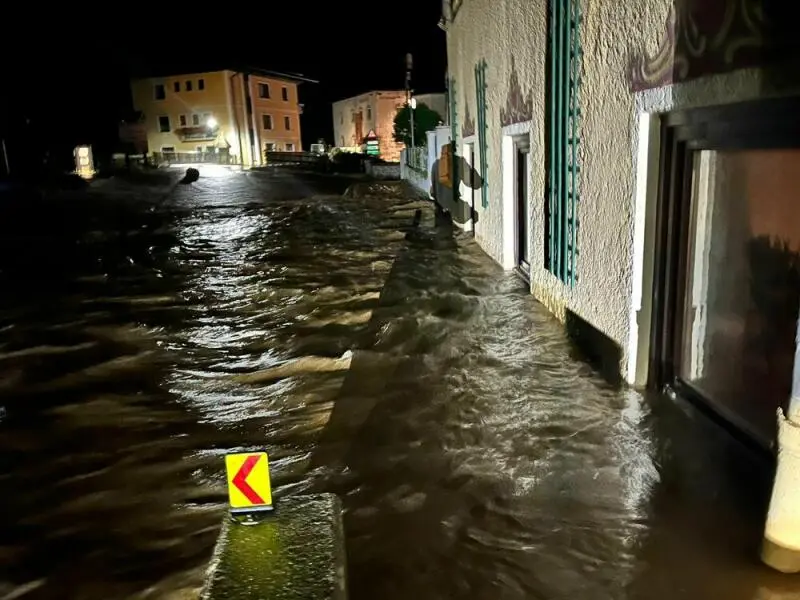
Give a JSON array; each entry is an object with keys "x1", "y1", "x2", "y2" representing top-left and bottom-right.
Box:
[{"x1": 0, "y1": 167, "x2": 798, "y2": 599}]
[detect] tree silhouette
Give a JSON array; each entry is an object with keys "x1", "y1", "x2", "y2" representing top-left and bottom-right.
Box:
[{"x1": 393, "y1": 103, "x2": 443, "y2": 147}]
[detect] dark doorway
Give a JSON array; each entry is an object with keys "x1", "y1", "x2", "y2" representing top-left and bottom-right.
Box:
[
  {"x1": 650, "y1": 96, "x2": 800, "y2": 448},
  {"x1": 515, "y1": 138, "x2": 530, "y2": 277}
]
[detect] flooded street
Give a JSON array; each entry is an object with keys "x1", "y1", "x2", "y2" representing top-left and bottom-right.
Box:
[{"x1": 0, "y1": 169, "x2": 796, "y2": 599}]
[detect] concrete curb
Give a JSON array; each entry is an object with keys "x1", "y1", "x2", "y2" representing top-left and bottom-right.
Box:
[{"x1": 202, "y1": 494, "x2": 347, "y2": 599}]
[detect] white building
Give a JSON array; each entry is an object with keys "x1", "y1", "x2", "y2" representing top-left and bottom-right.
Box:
[
  {"x1": 332, "y1": 91, "x2": 447, "y2": 161},
  {"x1": 441, "y1": 0, "x2": 800, "y2": 447}
]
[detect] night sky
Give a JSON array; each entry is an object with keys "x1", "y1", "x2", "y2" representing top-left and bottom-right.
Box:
[{"x1": 2, "y1": 1, "x2": 446, "y2": 157}]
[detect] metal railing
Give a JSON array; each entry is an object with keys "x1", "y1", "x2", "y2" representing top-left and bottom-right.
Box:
[
  {"x1": 152, "y1": 151, "x2": 234, "y2": 165},
  {"x1": 264, "y1": 151, "x2": 321, "y2": 166},
  {"x1": 405, "y1": 147, "x2": 428, "y2": 175}
]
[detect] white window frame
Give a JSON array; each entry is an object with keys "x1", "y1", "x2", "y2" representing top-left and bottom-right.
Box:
[
  {"x1": 191, "y1": 114, "x2": 200, "y2": 126},
  {"x1": 179, "y1": 114, "x2": 187, "y2": 127},
  {"x1": 262, "y1": 114, "x2": 273, "y2": 130},
  {"x1": 284, "y1": 116, "x2": 291, "y2": 130},
  {"x1": 258, "y1": 83, "x2": 271, "y2": 99},
  {"x1": 285, "y1": 142, "x2": 294, "y2": 152},
  {"x1": 158, "y1": 115, "x2": 171, "y2": 133}
]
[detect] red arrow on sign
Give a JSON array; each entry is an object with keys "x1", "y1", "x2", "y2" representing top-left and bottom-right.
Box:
[{"x1": 231, "y1": 455, "x2": 265, "y2": 504}]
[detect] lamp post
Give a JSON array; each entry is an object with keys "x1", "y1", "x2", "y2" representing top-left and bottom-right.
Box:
[{"x1": 410, "y1": 97, "x2": 416, "y2": 153}]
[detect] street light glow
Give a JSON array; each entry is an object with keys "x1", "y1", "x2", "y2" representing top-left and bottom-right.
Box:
[
  {"x1": 410, "y1": 98, "x2": 417, "y2": 109},
  {"x1": 207, "y1": 117, "x2": 218, "y2": 129}
]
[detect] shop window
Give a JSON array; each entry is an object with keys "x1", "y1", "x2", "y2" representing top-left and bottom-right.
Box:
[{"x1": 652, "y1": 97, "x2": 800, "y2": 446}]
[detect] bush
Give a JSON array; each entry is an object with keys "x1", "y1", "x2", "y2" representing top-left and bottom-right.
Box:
[{"x1": 330, "y1": 151, "x2": 365, "y2": 174}]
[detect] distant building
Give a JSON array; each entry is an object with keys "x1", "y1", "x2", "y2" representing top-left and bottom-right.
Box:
[
  {"x1": 332, "y1": 91, "x2": 446, "y2": 162},
  {"x1": 413, "y1": 93, "x2": 447, "y2": 122},
  {"x1": 130, "y1": 68, "x2": 315, "y2": 166}
]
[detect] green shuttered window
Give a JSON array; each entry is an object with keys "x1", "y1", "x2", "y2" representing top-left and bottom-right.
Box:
[
  {"x1": 474, "y1": 60, "x2": 488, "y2": 208},
  {"x1": 546, "y1": 0, "x2": 581, "y2": 286}
]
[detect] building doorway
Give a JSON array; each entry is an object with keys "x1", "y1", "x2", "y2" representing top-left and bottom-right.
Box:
[
  {"x1": 650, "y1": 96, "x2": 800, "y2": 448},
  {"x1": 515, "y1": 138, "x2": 531, "y2": 276}
]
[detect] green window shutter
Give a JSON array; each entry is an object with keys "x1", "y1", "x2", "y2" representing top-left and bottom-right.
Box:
[
  {"x1": 449, "y1": 76, "x2": 458, "y2": 146},
  {"x1": 547, "y1": 0, "x2": 581, "y2": 286},
  {"x1": 474, "y1": 60, "x2": 488, "y2": 208}
]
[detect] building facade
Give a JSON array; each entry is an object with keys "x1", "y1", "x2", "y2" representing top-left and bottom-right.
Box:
[
  {"x1": 130, "y1": 69, "x2": 311, "y2": 166},
  {"x1": 442, "y1": 0, "x2": 800, "y2": 447},
  {"x1": 332, "y1": 91, "x2": 447, "y2": 161},
  {"x1": 332, "y1": 91, "x2": 407, "y2": 161}
]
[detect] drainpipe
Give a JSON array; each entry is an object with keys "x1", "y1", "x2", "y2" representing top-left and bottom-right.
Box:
[{"x1": 762, "y1": 312, "x2": 800, "y2": 572}]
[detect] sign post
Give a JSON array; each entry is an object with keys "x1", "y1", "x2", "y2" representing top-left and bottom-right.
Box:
[
  {"x1": 364, "y1": 129, "x2": 380, "y2": 158},
  {"x1": 225, "y1": 452, "x2": 274, "y2": 518}
]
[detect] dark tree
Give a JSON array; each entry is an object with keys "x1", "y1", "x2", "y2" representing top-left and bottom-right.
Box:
[{"x1": 393, "y1": 103, "x2": 443, "y2": 147}]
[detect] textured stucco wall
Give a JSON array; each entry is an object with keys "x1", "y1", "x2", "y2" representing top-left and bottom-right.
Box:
[{"x1": 446, "y1": 0, "x2": 794, "y2": 382}]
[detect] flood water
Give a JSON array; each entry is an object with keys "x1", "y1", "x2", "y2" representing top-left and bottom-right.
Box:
[{"x1": 0, "y1": 168, "x2": 796, "y2": 599}]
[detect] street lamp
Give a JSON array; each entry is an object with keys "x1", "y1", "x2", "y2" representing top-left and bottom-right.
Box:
[
  {"x1": 207, "y1": 117, "x2": 218, "y2": 129},
  {"x1": 409, "y1": 97, "x2": 416, "y2": 152}
]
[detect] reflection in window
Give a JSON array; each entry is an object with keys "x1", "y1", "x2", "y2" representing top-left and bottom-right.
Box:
[{"x1": 679, "y1": 149, "x2": 800, "y2": 443}]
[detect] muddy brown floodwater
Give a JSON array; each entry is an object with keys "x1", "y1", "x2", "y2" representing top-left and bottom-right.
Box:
[{"x1": 0, "y1": 169, "x2": 797, "y2": 600}]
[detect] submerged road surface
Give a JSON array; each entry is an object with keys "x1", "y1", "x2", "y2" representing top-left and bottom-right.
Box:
[{"x1": 0, "y1": 168, "x2": 795, "y2": 599}]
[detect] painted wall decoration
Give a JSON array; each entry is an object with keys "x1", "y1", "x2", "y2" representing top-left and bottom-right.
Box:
[
  {"x1": 628, "y1": 0, "x2": 767, "y2": 91},
  {"x1": 462, "y1": 102, "x2": 476, "y2": 138},
  {"x1": 500, "y1": 56, "x2": 534, "y2": 126}
]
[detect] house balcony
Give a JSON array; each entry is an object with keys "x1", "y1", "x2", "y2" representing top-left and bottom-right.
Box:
[{"x1": 176, "y1": 126, "x2": 220, "y2": 142}]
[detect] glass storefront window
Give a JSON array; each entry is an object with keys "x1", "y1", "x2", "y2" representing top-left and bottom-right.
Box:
[{"x1": 679, "y1": 149, "x2": 800, "y2": 444}]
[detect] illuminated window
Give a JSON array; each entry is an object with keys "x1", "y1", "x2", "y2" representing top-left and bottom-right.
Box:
[
  {"x1": 284, "y1": 116, "x2": 291, "y2": 130},
  {"x1": 154, "y1": 84, "x2": 165, "y2": 100},
  {"x1": 282, "y1": 87, "x2": 289, "y2": 101},
  {"x1": 258, "y1": 83, "x2": 270, "y2": 99},
  {"x1": 191, "y1": 114, "x2": 200, "y2": 126},
  {"x1": 162, "y1": 146, "x2": 175, "y2": 154},
  {"x1": 265, "y1": 142, "x2": 276, "y2": 152},
  {"x1": 198, "y1": 78, "x2": 205, "y2": 90},
  {"x1": 286, "y1": 142, "x2": 294, "y2": 151},
  {"x1": 262, "y1": 114, "x2": 273, "y2": 130},
  {"x1": 185, "y1": 80, "x2": 193, "y2": 92},
  {"x1": 173, "y1": 81, "x2": 180, "y2": 93},
  {"x1": 179, "y1": 115, "x2": 187, "y2": 127},
  {"x1": 158, "y1": 116, "x2": 170, "y2": 132}
]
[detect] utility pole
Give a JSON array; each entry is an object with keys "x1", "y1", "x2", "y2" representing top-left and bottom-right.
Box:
[
  {"x1": 1, "y1": 139, "x2": 9, "y2": 176},
  {"x1": 405, "y1": 53, "x2": 415, "y2": 156}
]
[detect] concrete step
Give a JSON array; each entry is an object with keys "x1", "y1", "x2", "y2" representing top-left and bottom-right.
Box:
[{"x1": 202, "y1": 493, "x2": 347, "y2": 600}]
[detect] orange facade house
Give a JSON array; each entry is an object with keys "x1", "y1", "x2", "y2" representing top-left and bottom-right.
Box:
[{"x1": 130, "y1": 68, "x2": 316, "y2": 167}]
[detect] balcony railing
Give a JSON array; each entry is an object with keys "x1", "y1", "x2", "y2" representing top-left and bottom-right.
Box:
[{"x1": 176, "y1": 126, "x2": 220, "y2": 142}]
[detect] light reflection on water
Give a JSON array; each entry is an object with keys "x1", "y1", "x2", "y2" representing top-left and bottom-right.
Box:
[{"x1": 0, "y1": 173, "x2": 793, "y2": 600}]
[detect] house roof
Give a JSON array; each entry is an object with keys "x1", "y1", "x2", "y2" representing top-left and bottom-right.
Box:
[{"x1": 132, "y1": 65, "x2": 318, "y2": 84}]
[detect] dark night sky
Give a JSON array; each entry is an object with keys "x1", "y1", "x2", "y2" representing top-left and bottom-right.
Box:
[{"x1": 2, "y1": 1, "x2": 446, "y2": 155}]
